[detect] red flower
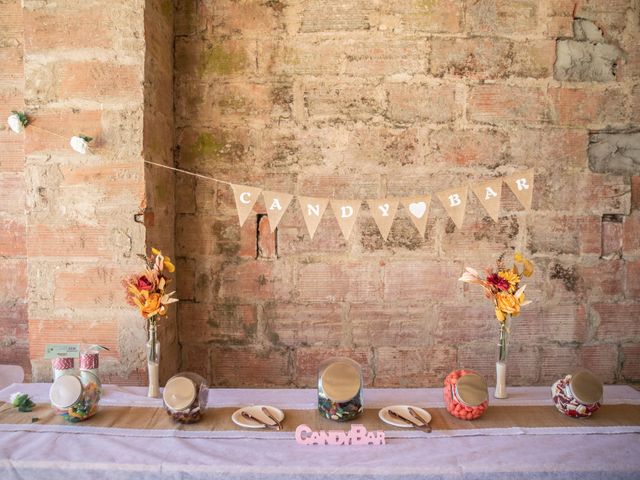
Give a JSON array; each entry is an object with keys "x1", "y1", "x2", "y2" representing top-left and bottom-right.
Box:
[
  {"x1": 136, "y1": 275, "x2": 154, "y2": 291},
  {"x1": 486, "y1": 273, "x2": 509, "y2": 291}
]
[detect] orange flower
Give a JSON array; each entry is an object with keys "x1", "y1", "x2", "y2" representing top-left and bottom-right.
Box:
[
  {"x1": 498, "y1": 270, "x2": 520, "y2": 293},
  {"x1": 496, "y1": 292, "x2": 521, "y2": 317},
  {"x1": 133, "y1": 291, "x2": 165, "y2": 318}
]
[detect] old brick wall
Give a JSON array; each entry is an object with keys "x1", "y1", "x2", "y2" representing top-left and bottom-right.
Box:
[
  {"x1": 174, "y1": 0, "x2": 640, "y2": 387},
  {"x1": 0, "y1": 0, "x2": 182, "y2": 383},
  {"x1": 0, "y1": 0, "x2": 29, "y2": 377}
]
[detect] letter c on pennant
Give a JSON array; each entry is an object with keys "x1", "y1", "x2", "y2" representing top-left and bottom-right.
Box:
[{"x1": 239, "y1": 192, "x2": 252, "y2": 204}]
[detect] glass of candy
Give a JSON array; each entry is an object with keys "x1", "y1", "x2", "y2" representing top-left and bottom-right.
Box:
[
  {"x1": 49, "y1": 371, "x2": 102, "y2": 422},
  {"x1": 552, "y1": 369, "x2": 602, "y2": 418},
  {"x1": 163, "y1": 372, "x2": 209, "y2": 423},
  {"x1": 443, "y1": 369, "x2": 489, "y2": 420},
  {"x1": 317, "y1": 357, "x2": 364, "y2": 422}
]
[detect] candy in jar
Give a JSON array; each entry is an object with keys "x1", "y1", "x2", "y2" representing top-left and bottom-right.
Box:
[
  {"x1": 49, "y1": 371, "x2": 101, "y2": 422},
  {"x1": 551, "y1": 369, "x2": 603, "y2": 418},
  {"x1": 163, "y1": 372, "x2": 209, "y2": 423},
  {"x1": 443, "y1": 369, "x2": 489, "y2": 420},
  {"x1": 317, "y1": 357, "x2": 364, "y2": 422}
]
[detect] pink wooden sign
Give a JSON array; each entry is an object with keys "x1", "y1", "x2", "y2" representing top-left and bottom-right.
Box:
[{"x1": 295, "y1": 424, "x2": 386, "y2": 446}]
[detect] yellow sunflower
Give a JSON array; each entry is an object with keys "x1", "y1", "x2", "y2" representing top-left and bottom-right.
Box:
[{"x1": 497, "y1": 270, "x2": 520, "y2": 293}]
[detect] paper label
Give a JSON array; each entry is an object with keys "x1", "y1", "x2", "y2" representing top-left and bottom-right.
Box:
[{"x1": 45, "y1": 344, "x2": 81, "y2": 359}]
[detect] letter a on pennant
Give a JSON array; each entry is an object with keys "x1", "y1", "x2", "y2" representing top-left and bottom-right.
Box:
[
  {"x1": 471, "y1": 179, "x2": 503, "y2": 222},
  {"x1": 367, "y1": 199, "x2": 399, "y2": 241},
  {"x1": 231, "y1": 184, "x2": 262, "y2": 227},
  {"x1": 331, "y1": 199, "x2": 362, "y2": 240},
  {"x1": 401, "y1": 196, "x2": 431, "y2": 237},
  {"x1": 262, "y1": 191, "x2": 293, "y2": 232},
  {"x1": 298, "y1": 196, "x2": 329, "y2": 240},
  {"x1": 436, "y1": 186, "x2": 468, "y2": 230},
  {"x1": 504, "y1": 169, "x2": 534, "y2": 210}
]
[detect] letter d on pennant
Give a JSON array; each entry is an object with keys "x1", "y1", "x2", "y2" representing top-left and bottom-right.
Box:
[{"x1": 331, "y1": 199, "x2": 362, "y2": 241}]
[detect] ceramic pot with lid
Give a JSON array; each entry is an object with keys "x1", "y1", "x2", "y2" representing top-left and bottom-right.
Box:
[
  {"x1": 163, "y1": 372, "x2": 209, "y2": 423},
  {"x1": 443, "y1": 369, "x2": 489, "y2": 420},
  {"x1": 551, "y1": 369, "x2": 603, "y2": 418},
  {"x1": 49, "y1": 370, "x2": 101, "y2": 422},
  {"x1": 317, "y1": 357, "x2": 364, "y2": 421}
]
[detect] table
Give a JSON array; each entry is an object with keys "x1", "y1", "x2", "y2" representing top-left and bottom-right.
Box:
[{"x1": 1, "y1": 383, "x2": 639, "y2": 479}]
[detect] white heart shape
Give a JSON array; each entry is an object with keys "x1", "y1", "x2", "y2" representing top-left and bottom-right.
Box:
[{"x1": 409, "y1": 202, "x2": 427, "y2": 219}]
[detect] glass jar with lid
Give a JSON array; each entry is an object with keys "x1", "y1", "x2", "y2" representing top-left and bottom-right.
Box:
[
  {"x1": 163, "y1": 372, "x2": 209, "y2": 423},
  {"x1": 317, "y1": 357, "x2": 364, "y2": 422},
  {"x1": 49, "y1": 370, "x2": 102, "y2": 422},
  {"x1": 443, "y1": 369, "x2": 489, "y2": 420},
  {"x1": 551, "y1": 369, "x2": 603, "y2": 418}
]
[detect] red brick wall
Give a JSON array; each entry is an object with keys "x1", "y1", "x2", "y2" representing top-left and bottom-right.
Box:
[
  {"x1": 0, "y1": 0, "x2": 29, "y2": 377},
  {"x1": 174, "y1": 0, "x2": 640, "y2": 387}
]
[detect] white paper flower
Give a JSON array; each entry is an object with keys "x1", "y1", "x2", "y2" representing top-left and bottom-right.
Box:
[
  {"x1": 7, "y1": 112, "x2": 26, "y2": 134},
  {"x1": 70, "y1": 135, "x2": 92, "y2": 154},
  {"x1": 10, "y1": 392, "x2": 23, "y2": 405}
]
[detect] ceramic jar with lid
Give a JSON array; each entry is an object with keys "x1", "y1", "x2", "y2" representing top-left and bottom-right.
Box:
[
  {"x1": 317, "y1": 357, "x2": 364, "y2": 422},
  {"x1": 49, "y1": 370, "x2": 101, "y2": 422},
  {"x1": 163, "y1": 372, "x2": 209, "y2": 423},
  {"x1": 551, "y1": 369, "x2": 603, "y2": 418},
  {"x1": 443, "y1": 369, "x2": 489, "y2": 420}
]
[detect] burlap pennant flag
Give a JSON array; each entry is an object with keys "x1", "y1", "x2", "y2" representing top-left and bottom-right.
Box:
[
  {"x1": 437, "y1": 186, "x2": 468, "y2": 230},
  {"x1": 401, "y1": 196, "x2": 431, "y2": 237},
  {"x1": 298, "y1": 196, "x2": 329, "y2": 240},
  {"x1": 331, "y1": 199, "x2": 362, "y2": 240},
  {"x1": 471, "y1": 179, "x2": 503, "y2": 222},
  {"x1": 505, "y1": 169, "x2": 534, "y2": 209},
  {"x1": 262, "y1": 191, "x2": 293, "y2": 232},
  {"x1": 231, "y1": 184, "x2": 262, "y2": 227},
  {"x1": 368, "y1": 198, "x2": 399, "y2": 241}
]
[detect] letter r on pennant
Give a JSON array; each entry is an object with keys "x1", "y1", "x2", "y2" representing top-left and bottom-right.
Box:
[{"x1": 516, "y1": 178, "x2": 529, "y2": 191}]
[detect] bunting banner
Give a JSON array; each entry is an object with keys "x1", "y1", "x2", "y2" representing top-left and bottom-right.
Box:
[
  {"x1": 331, "y1": 199, "x2": 361, "y2": 240},
  {"x1": 231, "y1": 184, "x2": 262, "y2": 227},
  {"x1": 401, "y1": 196, "x2": 431, "y2": 237},
  {"x1": 505, "y1": 169, "x2": 535, "y2": 210},
  {"x1": 471, "y1": 179, "x2": 503, "y2": 222},
  {"x1": 368, "y1": 198, "x2": 399, "y2": 241},
  {"x1": 298, "y1": 196, "x2": 329, "y2": 240},
  {"x1": 224, "y1": 171, "x2": 534, "y2": 242},
  {"x1": 263, "y1": 190, "x2": 293, "y2": 232},
  {"x1": 437, "y1": 186, "x2": 468, "y2": 230}
]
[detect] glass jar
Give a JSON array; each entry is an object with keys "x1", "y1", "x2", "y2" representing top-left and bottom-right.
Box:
[
  {"x1": 163, "y1": 372, "x2": 209, "y2": 423},
  {"x1": 49, "y1": 370, "x2": 102, "y2": 422},
  {"x1": 551, "y1": 369, "x2": 603, "y2": 418},
  {"x1": 443, "y1": 369, "x2": 489, "y2": 420},
  {"x1": 317, "y1": 357, "x2": 364, "y2": 422},
  {"x1": 52, "y1": 357, "x2": 75, "y2": 380}
]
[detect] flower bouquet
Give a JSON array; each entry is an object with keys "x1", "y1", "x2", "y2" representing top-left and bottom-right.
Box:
[
  {"x1": 459, "y1": 252, "x2": 534, "y2": 398},
  {"x1": 123, "y1": 248, "x2": 178, "y2": 397}
]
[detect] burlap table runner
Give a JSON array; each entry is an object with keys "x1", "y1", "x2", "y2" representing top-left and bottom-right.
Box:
[{"x1": 1, "y1": 402, "x2": 639, "y2": 432}]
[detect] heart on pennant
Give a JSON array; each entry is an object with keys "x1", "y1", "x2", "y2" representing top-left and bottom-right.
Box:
[{"x1": 408, "y1": 202, "x2": 427, "y2": 219}]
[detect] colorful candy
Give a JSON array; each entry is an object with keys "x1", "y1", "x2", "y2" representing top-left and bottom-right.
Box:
[
  {"x1": 552, "y1": 372, "x2": 602, "y2": 418},
  {"x1": 443, "y1": 369, "x2": 489, "y2": 420},
  {"x1": 317, "y1": 357, "x2": 364, "y2": 422},
  {"x1": 50, "y1": 371, "x2": 101, "y2": 423}
]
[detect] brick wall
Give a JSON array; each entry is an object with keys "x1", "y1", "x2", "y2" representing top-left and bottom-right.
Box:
[
  {"x1": 18, "y1": 0, "x2": 150, "y2": 383},
  {"x1": 174, "y1": 0, "x2": 640, "y2": 387},
  {"x1": 0, "y1": 0, "x2": 28, "y2": 377}
]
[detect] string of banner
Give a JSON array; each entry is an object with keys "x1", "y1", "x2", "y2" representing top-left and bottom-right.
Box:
[{"x1": 146, "y1": 161, "x2": 534, "y2": 241}]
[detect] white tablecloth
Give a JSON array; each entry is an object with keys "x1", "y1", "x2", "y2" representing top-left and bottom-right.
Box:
[{"x1": 0, "y1": 383, "x2": 639, "y2": 480}]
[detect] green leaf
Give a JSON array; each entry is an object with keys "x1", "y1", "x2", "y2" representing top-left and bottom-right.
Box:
[{"x1": 79, "y1": 134, "x2": 93, "y2": 142}]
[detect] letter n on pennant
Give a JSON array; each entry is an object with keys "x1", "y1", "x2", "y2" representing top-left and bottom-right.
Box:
[
  {"x1": 298, "y1": 196, "x2": 329, "y2": 240},
  {"x1": 231, "y1": 184, "x2": 262, "y2": 227}
]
